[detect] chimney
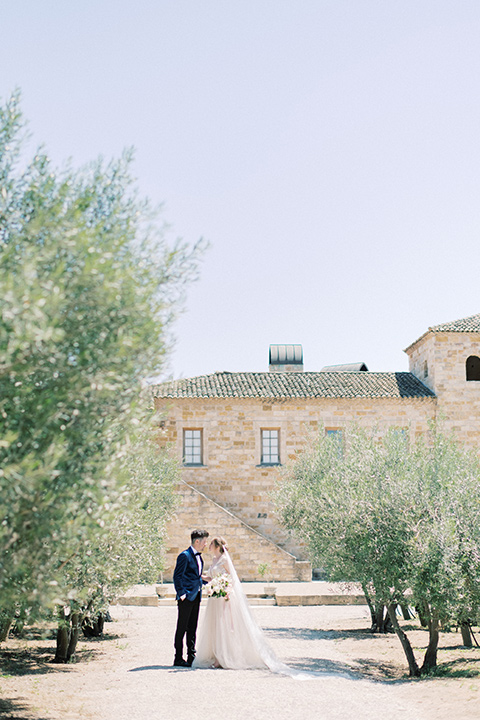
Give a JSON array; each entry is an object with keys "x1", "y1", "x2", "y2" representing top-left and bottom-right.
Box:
[{"x1": 269, "y1": 344, "x2": 304, "y2": 372}]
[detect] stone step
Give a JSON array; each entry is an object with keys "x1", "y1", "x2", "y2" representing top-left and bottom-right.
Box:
[
  {"x1": 117, "y1": 596, "x2": 159, "y2": 607},
  {"x1": 117, "y1": 582, "x2": 368, "y2": 608},
  {"x1": 275, "y1": 594, "x2": 367, "y2": 607},
  {"x1": 156, "y1": 597, "x2": 276, "y2": 606}
]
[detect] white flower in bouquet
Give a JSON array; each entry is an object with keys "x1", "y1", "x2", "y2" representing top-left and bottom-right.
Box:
[{"x1": 207, "y1": 573, "x2": 232, "y2": 600}]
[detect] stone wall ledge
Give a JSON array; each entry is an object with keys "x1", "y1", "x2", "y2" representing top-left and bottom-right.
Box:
[{"x1": 117, "y1": 581, "x2": 368, "y2": 607}]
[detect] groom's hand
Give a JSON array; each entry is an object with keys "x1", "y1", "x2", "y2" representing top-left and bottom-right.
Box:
[{"x1": 180, "y1": 594, "x2": 186, "y2": 601}]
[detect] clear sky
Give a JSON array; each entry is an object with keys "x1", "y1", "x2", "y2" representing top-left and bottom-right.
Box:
[{"x1": 1, "y1": 1, "x2": 480, "y2": 379}]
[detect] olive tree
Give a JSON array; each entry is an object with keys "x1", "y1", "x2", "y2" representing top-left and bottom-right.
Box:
[
  {"x1": 274, "y1": 424, "x2": 480, "y2": 676},
  {"x1": 53, "y1": 425, "x2": 179, "y2": 662},
  {"x1": 406, "y1": 430, "x2": 480, "y2": 670},
  {"x1": 0, "y1": 91, "x2": 202, "y2": 641}
]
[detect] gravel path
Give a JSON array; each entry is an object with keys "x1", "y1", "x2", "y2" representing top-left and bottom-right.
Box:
[{"x1": 2, "y1": 604, "x2": 479, "y2": 720}]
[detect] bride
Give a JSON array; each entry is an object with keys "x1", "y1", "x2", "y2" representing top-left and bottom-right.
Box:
[{"x1": 194, "y1": 536, "x2": 298, "y2": 675}]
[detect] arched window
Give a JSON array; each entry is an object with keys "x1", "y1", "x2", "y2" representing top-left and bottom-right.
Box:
[{"x1": 466, "y1": 356, "x2": 480, "y2": 381}]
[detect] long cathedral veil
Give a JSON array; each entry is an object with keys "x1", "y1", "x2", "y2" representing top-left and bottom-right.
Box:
[{"x1": 223, "y1": 549, "x2": 309, "y2": 679}]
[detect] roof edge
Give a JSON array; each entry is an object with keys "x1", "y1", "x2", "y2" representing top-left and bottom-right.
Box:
[
  {"x1": 405, "y1": 325, "x2": 480, "y2": 355},
  {"x1": 404, "y1": 329, "x2": 432, "y2": 355},
  {"x1": 151, "y1": 370, "x2": 436, "y2": 400}
]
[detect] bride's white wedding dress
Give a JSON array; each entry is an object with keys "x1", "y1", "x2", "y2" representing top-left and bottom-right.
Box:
[{"x1": 194, "y1": 550, "x2": 302, "y2": 676}]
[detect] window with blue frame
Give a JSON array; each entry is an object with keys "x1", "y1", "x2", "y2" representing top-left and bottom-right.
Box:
[
  {"x1": 325, "y1": 428, "x2": 343, "y2": 455},
  {"x1": 183, "y1": 429, "x2": 203, "y2": 465},
  {"x1": 261, "y1": 429, "x2": 280, "y2": 464}
]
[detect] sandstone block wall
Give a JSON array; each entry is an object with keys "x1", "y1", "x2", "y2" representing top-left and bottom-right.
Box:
[
  {"x1": 156, "y1": 327, "x2": 480, "y2": 583},
  {"x1": 408, "y1": 332, "x2": 480, "y2": 447},
  {"x1": 164, "y1": 481, "x2": 310, "y2": 582},
  {"x1": 156, "y1": 395, "x2": 436, "y2": 570}
]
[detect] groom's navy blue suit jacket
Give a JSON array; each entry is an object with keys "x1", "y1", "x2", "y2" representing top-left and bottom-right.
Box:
[{"x1": 173, "y1": 547, "x2": 206, "y2": 601}]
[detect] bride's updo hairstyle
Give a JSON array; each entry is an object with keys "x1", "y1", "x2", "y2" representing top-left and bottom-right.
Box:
[{"x1": 212, "y1": 536, "x2": 228, "y2": 554}]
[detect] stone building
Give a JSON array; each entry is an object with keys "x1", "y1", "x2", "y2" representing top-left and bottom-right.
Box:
[{"x1": 153, "y1": 312, "x2": 480, "y2": 581}]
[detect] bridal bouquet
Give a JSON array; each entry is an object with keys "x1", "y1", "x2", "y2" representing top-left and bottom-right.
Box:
[{"x1": 206, "y1": 573, "x2": 232, "y2": 600}]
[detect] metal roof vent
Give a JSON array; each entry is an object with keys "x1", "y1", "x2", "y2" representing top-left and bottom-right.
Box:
[
  {"x1": 269, "y1": 344, "x2": 304, "y2": 373},
  {"x1": 320, "y1": 362, "x2": 368, "y2": 372}
]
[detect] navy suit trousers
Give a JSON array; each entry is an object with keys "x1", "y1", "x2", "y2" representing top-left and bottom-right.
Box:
[{"x1": 174, "y1": 591, "x2": 201, "y2": 661}]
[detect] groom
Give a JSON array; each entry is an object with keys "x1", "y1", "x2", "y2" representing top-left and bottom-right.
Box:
[{"x1": 173, "y1": 529, "x2": 209, "y2": 667}]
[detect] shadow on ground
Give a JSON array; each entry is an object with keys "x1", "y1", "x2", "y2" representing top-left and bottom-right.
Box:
[
  {"x1": 1, "y1": 646, "x2": 62, "y2": 676},
  {"x1": 425, "y1": 656, "x2": 480, "y2": 679},
  {"x1": 0, "y1": 632, "x2": 123, "y2": 677},
  {"x1": 284, "y1": 655, "x2": 401, "y2": 681},
  {"x1": 265, "y1": 625, "x2": 480, "y2": 682},
  {"x1": 288, "y1": 652, "x2": 480, "y2": 683},
  {"x1": 0, "y1": 697, "x2": 52, "y2": 720},
  {"x1": 264, "y1": 626, "x2": 384, "y2": 642},
  {"x1": 128, "y1": 664, "x2": 193, "y2": 672}
]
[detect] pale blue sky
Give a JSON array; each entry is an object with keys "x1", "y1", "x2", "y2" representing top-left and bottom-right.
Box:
[{"x1": 1, "y1": 1, "x2": 480, "y2": 378}]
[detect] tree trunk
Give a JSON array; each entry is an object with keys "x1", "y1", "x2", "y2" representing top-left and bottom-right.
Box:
[
  {"x1": 374, "y1": 604, "x2": 394, "y2": 633},
  {"x1": 54, "y1": 608, "x2": 71, "y2": 663},
  {"x1": 93, "y1": 613, "x2": 104, "y2": 636},
  {"x1": 387, "y1": 604, "x2": 420, "y2": 677},
  {"x1": 82, "y1": 612, "x2": 105, "y2": 638},
  {"x1": 416, "y1": 605, "x2": 428, "y2": 627},
  {"x1": 54, "y1": 608, "x2": 83, "y2": 663},
  {"x1": 375, "y1": 604, "x2": 386, "y2": 632},
  {"x1": 66, "y1": 612, "x2": 81, "y2": 662},
  {"x1": 421, "y1": 608, "x2": 440, "y2": 674},
  {"x1": 0, "y1": 616, "x2": 14, "y2": 642},
  {"x1": 360, "y1": 585, "x2": 392, "y2": 634},
  {"x1": 460, "y1": 623, "x2": 473, "y2": 648},
  {"x1": 470, "y1": 626, "x2": 480, "y2": 648},
  {"x1": 400, "y1": 604, "x2": 413, "y2": 620},
  {"x1": 362, "y1": 584, "x2": 377, "y2": 630}
]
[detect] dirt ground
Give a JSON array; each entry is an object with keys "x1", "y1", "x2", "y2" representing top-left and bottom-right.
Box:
[{"x1": 1, "y1": 604, "x2": 479, "y2": 720}]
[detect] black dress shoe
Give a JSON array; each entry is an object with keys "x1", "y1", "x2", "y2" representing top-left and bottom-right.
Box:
[
  {"x1": 173, "y1": 658, "x2": 188, "y2": 667},
  {"x1": 186, "y1": 657, "x2": 195, "y2": 667}
]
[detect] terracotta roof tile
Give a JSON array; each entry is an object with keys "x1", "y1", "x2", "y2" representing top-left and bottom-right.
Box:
[
  {"x1": 430, "y1": 313, "x2": 480, "y2": 333},
  {"x1": 152, "y1": 371, "x2": 435, "y2": 400}
]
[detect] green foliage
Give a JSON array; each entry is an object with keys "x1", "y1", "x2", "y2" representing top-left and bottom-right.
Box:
[
  {"x1": 257, "y1": 562, "x2": 270, "y2": 579},
  {"x1": 275, "y1": 426, "x2": 413, "y2": 604},
  {"x1": 275, "y1": 423, "x2": 480, "y2": 672},
  {"x1": 0, "y1": 90, "x2": 201, "y2": 618},
  {"x1": 407, "y1": 430, "x2": 480, "y2": 627},
  {"x1": 60, "y1": 424, "x2": 180, "y2": 615}
]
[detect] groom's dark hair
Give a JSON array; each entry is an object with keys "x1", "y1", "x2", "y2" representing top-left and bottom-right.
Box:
[{"x1": 191, "y1": 529, "x2": 209, "y2": 543}]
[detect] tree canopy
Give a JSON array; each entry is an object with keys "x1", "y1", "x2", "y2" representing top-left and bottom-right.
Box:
[
  {"x1": 274, "y1": 424, "x2": 480, "y2": 675},
  {"x1": 0, "y1": 90, "x2": 202, "y2": 634}
]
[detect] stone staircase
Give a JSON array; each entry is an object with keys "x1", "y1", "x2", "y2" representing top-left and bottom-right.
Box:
[{"x1": 163, "y1": 481, "x2": 311, "y2": 582}]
